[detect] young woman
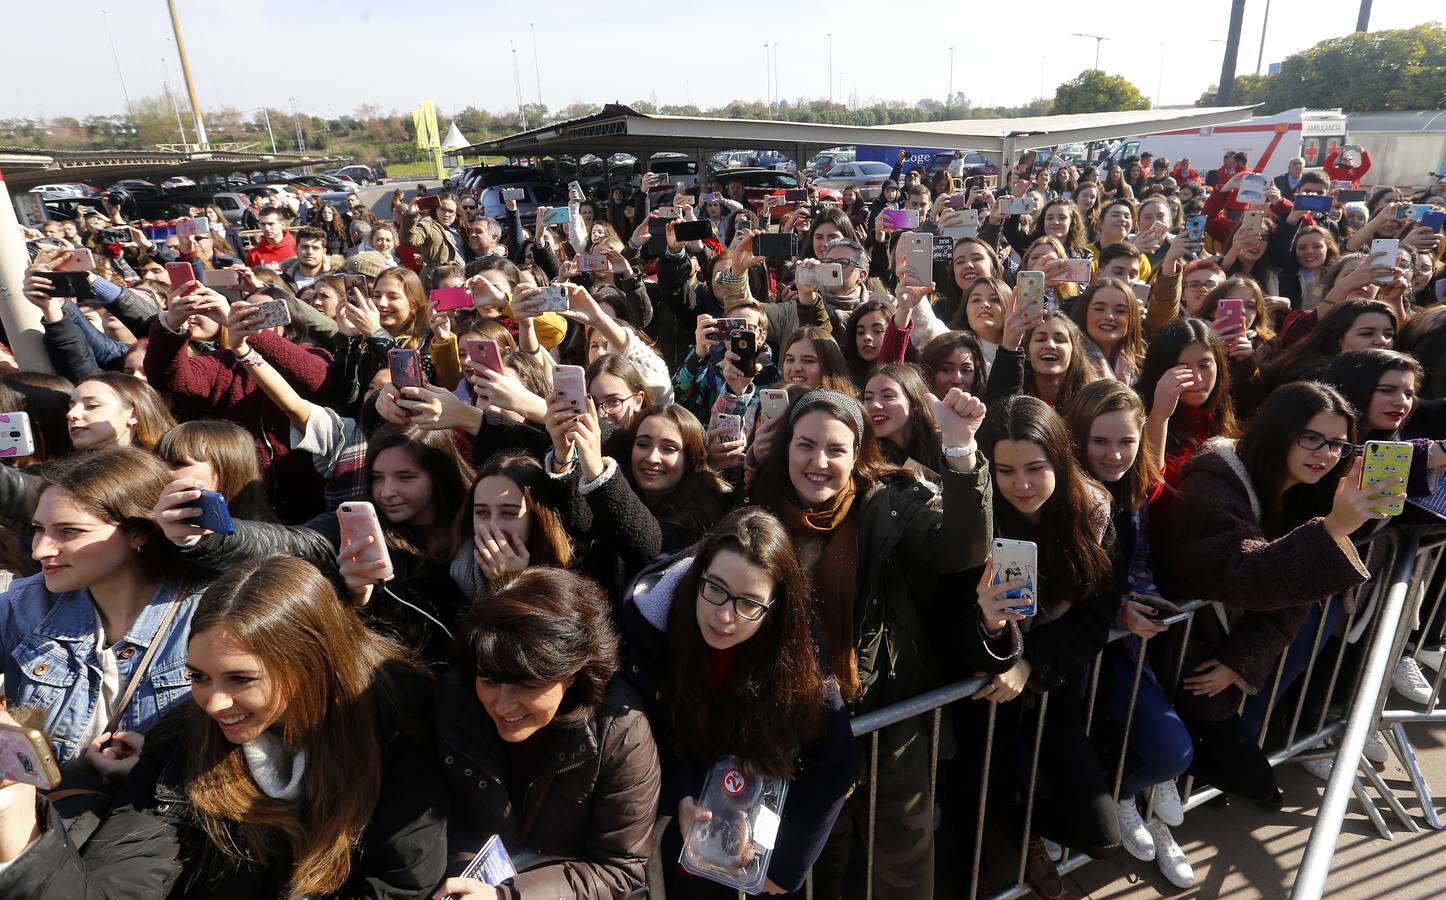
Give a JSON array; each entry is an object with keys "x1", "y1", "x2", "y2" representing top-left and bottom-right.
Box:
[
  {"x1": 1022, "y1": 237, "x2": 1083, "y2": 309},
  {"x1": 0, "y1": 554, "x2": 448, "y2": 897},
  {"x1": 435, "y1": 567, "x2": 660, "y2": 899},
  {"x1": 330, "y1": 265, "x2": 434, "y2": 418},
  {"x1": 154, "y1": 420, "x2": 275, "y2": 522},
  {"x1": 747, "y1": 387, "x2": 991, "y2": 900},
  {"x1": 1022, "y1": 311, "x2": 1097, "y2": 409},
  {"x1": 586, "y1": 352, "x2": 656, "y2": 428},
  {"x1": 450, "y1": 453, "x2": 575, "y2": 600},
  {"x1": 155, "y1": 426, "x2": 473, "y2": 664},
  {"x1": 1324, "y1": 349, "x2": 1446, "y2": 489},
  {"x1": 1163, "y1": 382, "x2": 1394, "y2": 805},
  {"x1": 918, "y1": 331, "x2": 989, "y2": 400},
  {"x1": 1193, "y1": 277, "x2": 1273, "y2": 418},
  {"x1": 1060, "y1": 382, "x2": 1195, "y2": 888},
  {"x1": 938, "y1": 238, "x2": 1003, "y2": 326},
  {"x1": 1070, "y1": 278, "x2": 1146, "y2": 382},
  {"x1": 67, "y1": 372, "x2": 174, "y2": 452},
  {"x1": 863, "y1": 362, "x2": 947, "y2": 477},
  {"x1": 953, "y1": 276, "x2": 1011, "y2": 370},
  {"x1": 1273, "y1": 222, "x2": 1340, "y2": 310},
  {"x1": 0, "y1": 449, "x2": 203, "y2": 765},
  {"x1": 1136, "y1": 318, "x2": 1240, "y2": 496},
  {"x1": 1018, "y1": 199, "x2": 1090, "y2": 259},
  {"x1": 779, "y1": 327, "x2": 855, "y2": 394},
  {"x1": 0, "y1": 373, "x2": 73, "y2": 464},
  {"x1": 1075, "y1": 182, "x2": 1102, "y2": 240},
  {"x1": 1090, "y1": 200, "x2": 1153, "y2": 282},
  {"x1": 1218, "y1": 218, "x2": 1280, "y2": 295},
  {"x1": 842, "y1": 300, "x2": 891, "y2": 387},
  {"x1": 1263, "y1": 299, "x2": 1398, "y2": 391},
  {"x1": 621, "y1": 507, "x2": 853, "y2": 898},
  {"x1": 962, "y1": 395, "x2": 1121, "y2": 896}
]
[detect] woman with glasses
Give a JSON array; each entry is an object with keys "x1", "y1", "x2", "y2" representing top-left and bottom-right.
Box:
[
  {"x1": 1162, "y1": 381, "x2": 1397, "y2": 806},
  {"x1": 620, "y1": 508, "x2": 852, "y2": 899}
]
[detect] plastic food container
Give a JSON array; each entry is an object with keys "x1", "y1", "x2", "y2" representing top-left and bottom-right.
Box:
[{"x1": 681, "y1": 756, "x2": 789, "y2": 894}]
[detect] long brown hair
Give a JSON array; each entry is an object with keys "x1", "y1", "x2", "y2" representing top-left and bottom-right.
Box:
[
  {"x1": 456, "y1": 454, "x2": 574, "y2": 574},
  {"x1": 1023, "y1": 311, "x2": 1097, "y2": 409},
  {"x1": 183, "y1": 555, "x2": 413, "y2": 897},
  {"x1": 79, "y1": 372, "x2": 176, "y2": 450},
  {"x1": 154, "y1": 420, "x2": 274, "y2": 521},
  {"x1": 976, "y1": 396, "x2": 1114, "y2": 612},
  {"x1": 627, "y1": 404, "x2": 729, "y2": 533},
  {"x1": 1060, "y1": 380, "x2": 1160, "y2": 512},
  {"x1": 665, "y1": 508, "x2": 828, "y2": 778},
  {"x1": 780, "y1": 327, "x2": 855, "y2": 395},
  {"x1": 1135, "y1": 318, "x2": 1240, "y2": 455},
  {"x1": 1199, "y1": 276, "x2": 1276, "y2": 343},
  {"x1": 372, "y1": 266, "x2": 429, "y2": 348},
  {"x1": 365, "y1": 425, "x2": 474, "y2": 563},
  {"x1": 1070, "y1": 277, "x2": 1145, "y2": 379}
]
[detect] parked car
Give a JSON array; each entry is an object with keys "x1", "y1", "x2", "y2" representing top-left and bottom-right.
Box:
[
  {"x1": 30, "y1": 184, "x2": 86, "y2": 201},
  {"x1": 105, "y1": 179, "x2": 164, "y2": 198},
  {"x1": 42, "y1": 196, "x2": 109, "y2": 221},
  {"x1": 808, "y1": 149, "x2": 855, "y2": 178},
  {"x1": 460, "y1": 165, "x2": 562, "y2": 202},
  {"x1": 162, "y1": 176, "x2": 196, "y2": 189},
  {"x1": 707, "y1": 167, "x2": 801, "y2": 192},
  {"x1": 634, "y1": 154, "x2": 700, "y2": 193},
  {"x1": 477, "y1": 179, "x2": 570, "y2": 229},
  {"x1": 813, "y1": 161, "x2": 894, "y2": 200},
  {"x1": 133, "y1": 191, "x2": 252, "y2": 224},
  {"x1": 326, "y1": 165, "x2": 377, "y2": 185},
  {"x1": 754, "y1": 150, "x2": 798, "y2": 174}
]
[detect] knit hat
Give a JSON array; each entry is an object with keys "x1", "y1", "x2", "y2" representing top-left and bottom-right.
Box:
[
  {"x1": 347, "y1": 250, "x2": 390, "y2": 278},
  {"x1": 790, "y1": 389, "x2": 866, "y2": 446}
]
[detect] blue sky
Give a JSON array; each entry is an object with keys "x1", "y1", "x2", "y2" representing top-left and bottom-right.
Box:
[{"x1": 2, "y1": 1, "x2": 1439, "y2": 121}]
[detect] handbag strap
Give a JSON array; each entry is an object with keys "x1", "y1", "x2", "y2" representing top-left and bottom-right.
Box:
[{"x1": 101, "y1": 597, "x2": 184, "y2": 737}]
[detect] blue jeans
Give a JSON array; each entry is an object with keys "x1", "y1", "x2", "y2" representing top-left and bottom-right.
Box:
[
  {"x1": 1107, "y1": 646, "x2": 1194, "y2": 800},
  {"x1": 1242, "y1": 596, "x2": 1343, "y2": 738}
]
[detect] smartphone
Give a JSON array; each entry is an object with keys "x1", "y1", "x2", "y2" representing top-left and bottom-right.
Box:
[
  {"x1": 701, "y1": 192, "x2": 720, "y2": 203},
  {"x1": 1015, "y1": 271, "x2": 1045, "y2": 319},
  {"x1": 759, "y1": 388, "x2": 789, "y2": 421},
  {"x1": 1331, "y1": 180, "x2": 1356, "y2": 192},
  {"x1": 816, "y1": 262, "x2": 844, "y2": 290},
  {"x1": 0, "y1": 722, "x2": 62, "y2": 790},
  {"x1": 1155, "y1": 611, "x2": 1191, "y2": 627},
  {"x1": 184, "y1": 489, "x2": 236, "y2": 535},
  {"x1": 784, "y1": 189, "x2": 809, "y2": 202},
  {"x1": 958, "y1": 207, "x2": 980, "y2": 232},
  {"x1": 388, "y1": 348, "x2": 424, "y2": 389},
  {"x1": 1237, "y1": 173, "x2": 1268, "y2": 205},
  {"x1": 166, "y1": 262, "x2": 197, "y2": 290},
  {"x1": 709, "y1": 317, "x2": 748, "y2": 341},
  {"x1": 752, "y1": 232, "x2": 798, "y2": 258},
  {"x1": 654, "y1": 205, "x2": 680, "y2": 218},
  {"x1": 729, "y1": 329, "x2": 758, "y2": 372},
  {"x1": 98, "y1": 227, "x2": 131, "y2": 244},
  {"x1": 1240, "y1": 209, "x2": 1265, "y2": 234},
  {"x1": 1184, "y1": 214, "x2": 1208, "y2": 242},
  {"x1": 576, "y1": 253, "x2": 609, "y2": 272},
  {"x1": 673, "y1": 220, "x2": 715, "y2": 242},
  {"x1": 542, "y1": 207, "x2": 573, "y2": 225},
  {"x1": 415, "y1": 194, "x2": 441, "y2": 213},
  {"x1": 1130, "y1": 281, "x2": 1153, "y2": 305},
  {"x1": 946, "y1": 193, "x2": 969, "y2": 210},
  {"x1": 1423, "y1": 210, "x2": 1446, "y2": 234},
  {"x1": 252, "y1": 297, "x2": 292, "y2": 329},
  {"x1": 465, "y1": 338, "x2": 504, "y2": 374},
  {"x1": 1370, "y1": 239, "x2": 1400, "y2": 282},
  {"x1": 41, "y1": 270, "x2": 93, "y2": 300},
  {"x1": 878, "y1": 208, "x2": 921, "y2": 231},
  {"x1": 1000, "y1": 197, "x2": 1033, "y2": 216},
  {"x1": 567, "y1": 180, "x2": 585, "y2": 199},
  {"x1": 1338, "y1": 189, "x2": 1367, "y2": 204},
  {"x1": 553, "y1": 364, "x2": 587, "y2": 414},
  {"x1": 337, "y1": 501, "x2": 394, "y2": 581},
  {"x1": 57, "y1": 248, "x2": 95, "y2": 272},
  {"x1": 175, "y1": 216, "x2": 198, "y2": 239},
  {"x1": 1214, "y1": 297, "x2": 1245, "y2": 334},
  {"x1": 202, "y1": 268, "x2": 239, "y2": 289},
  {"x1": 1361, "y1": 441, "x2": 1413, "y2": 517},
  {"x1": 1060, "y1": 258, "x2": 1093, "y2": 284},
  {"x1": 342, "y1": 274, "x2": 369, "y2": 300},
  {"x1": 430, "y1": 286, "x2": 473, "y2": 312},
  {"x1": 902, "y1": 232, "x2": 932, "y2": 281},
  {"x1": 991, "y1": 538, "x2": 1038, "y2": 617},
  {"x1": 1402, "y1": 203, "x2": 1431, "y2": 222},
  {"x1": 0, "y1": 412, "x2": 35, "y2": 459},
  {"x1": 1293, "y1": 194, "x2": 1335, "y2": 215},
  {"x1": 449, "y1": 834, "x2": 517, "y2": 894},
  {"x1": 711, "y1": 412, "x2": 743, "y2": 443},
  {"x1": 536, "y1": 285, "x2": 568, "y2": 312}
]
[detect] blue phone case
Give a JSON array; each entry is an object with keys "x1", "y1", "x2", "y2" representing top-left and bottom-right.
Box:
[
  {"x1": 1423, "y1": 210, "x2": 1446, "y2": 234},
  {"x1": 187, "y1": 490, "x2": 235, "y2": 535}
]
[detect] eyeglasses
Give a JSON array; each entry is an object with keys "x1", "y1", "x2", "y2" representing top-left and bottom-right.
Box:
[
  {"x1": 593, "y1": 393, "x2": 640, "y2": 415},
  {"x1": 462, "y1": 204, "x2": 478, "y2": 212},
  {"x1": 1297, "y1": 429, "x2": 1352, "y2": 457},
  {"x1": 698, "y1": 574, "x2": 772, "y2": 621},
  {"x1": 828, "y1": 258, "x2": 864, "y2": 271}
]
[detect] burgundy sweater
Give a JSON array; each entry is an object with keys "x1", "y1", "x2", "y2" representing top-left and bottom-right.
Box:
[{"x1": 143, "y1": 319, "x2": 332, "y2": 523}]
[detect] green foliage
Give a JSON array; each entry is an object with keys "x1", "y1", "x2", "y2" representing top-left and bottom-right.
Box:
[
  {"x1": 1052, "y1": 70, "x2": 1151, "y2": 115},
  {"x1": 1210, "y1": 23, "x2": 1446, "y2": 113}
]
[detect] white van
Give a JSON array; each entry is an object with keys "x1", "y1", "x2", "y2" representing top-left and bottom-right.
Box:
[{"x1": 1101, "y1": 108, "x2": 1348, "y2": 179}]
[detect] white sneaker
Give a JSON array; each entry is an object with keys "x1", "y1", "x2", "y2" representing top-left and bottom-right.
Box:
[
  {"x1": 1392, "y1": 657, "x2": 1434, "y2": 704},
  {"x1": 1417, "y1": 647, "x2": 1444, "y2": 672},
  {"x1": 1041, "y1": 836, "x2": 1063, "y2": 862},
  {"x1": 1301, "y1": 740, "x2": 1333, "y2": 781},
  {"x1": 1117, "y1": 798, "x2": 1155, "y2": 861},
  {"x1": 1363, "y1": 730, "x2": 1389, "y2": 765},
  {"x1": 1152, "y1": 779, "x2": 1185, "y2": 827},
  {"x1": 1148, "y1": 818, "x2": 1195, "y2": 888}
]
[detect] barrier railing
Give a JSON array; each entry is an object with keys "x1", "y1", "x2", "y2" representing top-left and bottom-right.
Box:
[
  {"x1": 837, "y1": 524, "x2": 1438, "y2": 900},
  {"x1": 1289, "y1": 524, "x2": 1446, "y2": 899}
]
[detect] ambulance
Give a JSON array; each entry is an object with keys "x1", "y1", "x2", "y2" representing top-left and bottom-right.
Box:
[{"x1": 1098, "y1": 108, "x2": 1348, "y2": 179}]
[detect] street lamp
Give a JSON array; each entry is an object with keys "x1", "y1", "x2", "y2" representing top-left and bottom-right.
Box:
[{"x1": 1070, "y1": 33, "x2": 1108, "y2": 70}]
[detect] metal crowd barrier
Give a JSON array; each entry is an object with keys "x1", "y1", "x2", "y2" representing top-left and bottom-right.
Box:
[{"x1": 832, "y1": 524, "x2": 1441, "y2": 900}]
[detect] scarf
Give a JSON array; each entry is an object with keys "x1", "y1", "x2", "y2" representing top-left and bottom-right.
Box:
[
  {"x1": 779, "y1": 479, "x2": 862, "y2": 698},
  {"x1": 242, "y1": 731, "x2": 306, "y2": 802}
]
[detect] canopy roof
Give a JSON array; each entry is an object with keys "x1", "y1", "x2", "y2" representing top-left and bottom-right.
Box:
[{"x1": 0, "y1": 146, "x2": 347, "y2": 191}]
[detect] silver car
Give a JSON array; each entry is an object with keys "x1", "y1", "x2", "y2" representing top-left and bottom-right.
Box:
[
  {"x1": 813, "y1": 161, "x2": 894, "y2": 201},
  {"x1": 478, "y1": 180, "x2": 571, "y2": 228}
]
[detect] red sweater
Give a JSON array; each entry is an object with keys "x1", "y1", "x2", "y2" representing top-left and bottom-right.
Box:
[
  {"x1": 143, "y1": 320, "x2": 332, "y2": 522},
  {"x1": 1322, "y1": 148, "x2": 1372, "y2": 188},
  {"x1": 245, "y1": 232, "x2": 297, "y2": 269}
]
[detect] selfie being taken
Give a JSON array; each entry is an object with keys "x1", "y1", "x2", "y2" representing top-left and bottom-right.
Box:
[{"x1": 2, "y1": 2, "x2": 1446, "y2": 898}]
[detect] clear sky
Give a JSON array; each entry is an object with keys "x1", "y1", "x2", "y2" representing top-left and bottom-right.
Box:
[{"x1": 2, "y1": 1, "x2": 1439, "y2": 121}]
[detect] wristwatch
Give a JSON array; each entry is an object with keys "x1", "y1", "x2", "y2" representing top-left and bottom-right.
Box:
[{"x1": 941, "y1": 442, "x2": 977, "y2": 459}]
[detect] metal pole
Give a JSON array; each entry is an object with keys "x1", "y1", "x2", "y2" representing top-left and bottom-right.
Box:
[
  {"x1": 0, "y1": 172, "x2": 56, "y2": 373},
  {"x1": 1217, "y1": 0, "x2": 1247, "y2": 106},
  {"x1": 1289, "y1": 529, "x2": 1421, "y2": 900},
  {"x1": 510, "y1": 43, "x2": 527, "y2": 130},
  {"x1": 162, "y1": 71, "x2": 186, "y2": 147},
  {"x1": 165, "y1": 0, "x2": 209, "y2": 149},
  {"x1": 949, "y1": 47, "x2": 955, "y2": 107},
  {"x1": 1256, "y1": 0, "x2": 1273, "y2": 75},
  {"x1": 828, "y1": 34, "x2": 833, "y2": 103},
  {"x1": 261, "y1": 108, "x2": 277, "y2": 154},
  {"x1": 1356, "y1": 0, "x2": 1373, "y2": 32},
  {"x1": 289, "y1": 99, "x2": 305, "y2": 153},
  {"x1": 530, "y1": 23, "x2": 543, "y2": 106},
  {"x1": 100, "y1": 9, "x2": 134, "y2": 122}
]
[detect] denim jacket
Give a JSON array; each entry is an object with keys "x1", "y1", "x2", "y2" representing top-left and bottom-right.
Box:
[{"x1": 0, "y1": 575, "x2": 201, "y2": 764}]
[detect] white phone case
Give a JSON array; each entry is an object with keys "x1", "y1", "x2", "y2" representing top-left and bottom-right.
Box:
[
  {"x1": 991, "y1": 538, "x2": 1038, "y2": 616},
  {"x1": 0, "y1": 413, "x2": 35, "y2": 459}
]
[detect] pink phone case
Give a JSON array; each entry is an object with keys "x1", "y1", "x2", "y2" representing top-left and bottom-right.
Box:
[
  {"x1": 388, "y1": 349, "x2": 423, "y2": 389},
  {"x1": 1215, "y1": 298, "x2": 1245, "y2": 333},
  {"x1": 431, "y1": 287, "x2": 473, "y2": 312},
  {"x1": 466, "y1": 339, "x2": 504, "y2": 373},
  {"x1": 165, "y1": 262, "x2": 196, "y2": 289},
  {"x1": 553, "y1": 365, "x2": 587, "y2": 413},
  {"x1": 338, "y1": 502, "x2": 394, "y2": 581}
]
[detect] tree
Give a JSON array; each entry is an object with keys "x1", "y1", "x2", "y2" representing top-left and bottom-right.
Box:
[
  {"x1": 1197, "y1": 72, "x2": 1273, "y2": 107},
  {"x1": 1052, "y1": 70, "x2": 1151, "y2": 115}
]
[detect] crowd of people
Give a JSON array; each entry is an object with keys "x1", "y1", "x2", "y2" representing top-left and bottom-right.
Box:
[{"x1": 0, "y1": 136, "x2": 1443, "y2": 900}]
